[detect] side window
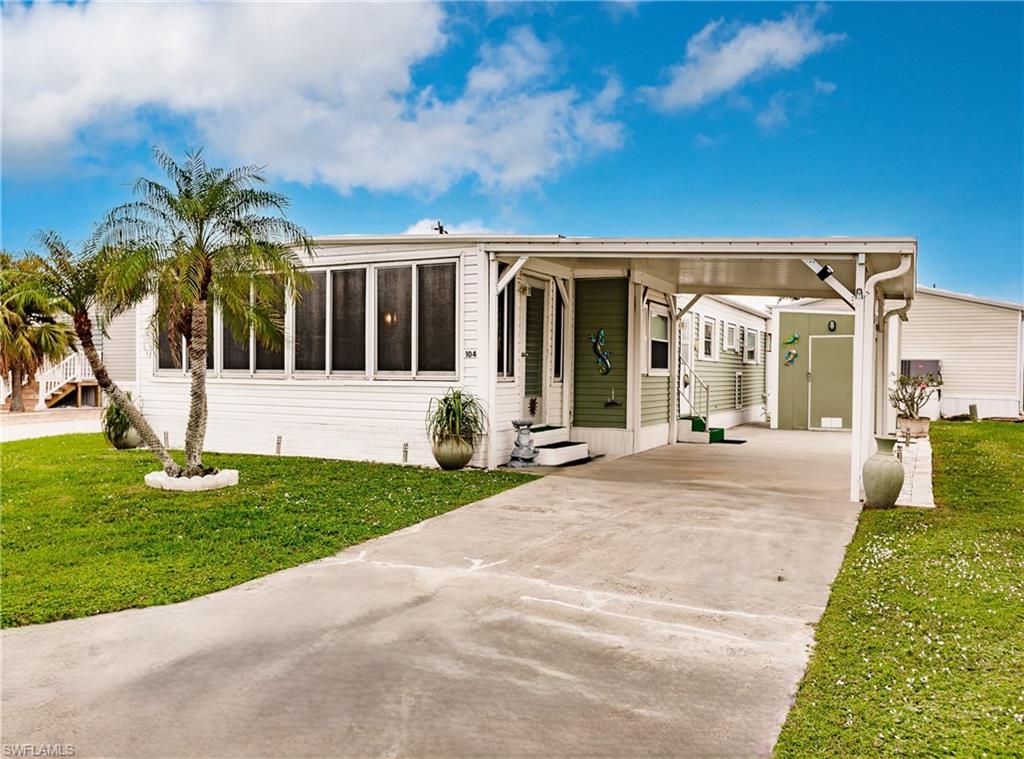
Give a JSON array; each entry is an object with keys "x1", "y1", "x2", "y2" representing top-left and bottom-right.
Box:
[
  {"x1": 496, "y1": 264, "x2": 516, "y2": 378},
  {"x1": 701, "y1": 316, "x2": 717, "y2": 360},
  {"x1": 649, "y1": 308, "x2": 669, "y2": 374},
  {"x1": 744, "y1": 328, "x2": 758, "y2": 364}
]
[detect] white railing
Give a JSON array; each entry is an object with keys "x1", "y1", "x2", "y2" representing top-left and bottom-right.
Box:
[
  {"x1": 677, "y1": 349, "x2": 710, "y2": 428},
  {"x1": 35, "y1": 352, "x2": 95, "y2": 410},
  {"x1": 2, "y1": 371, "x2": 31, "y2": 407}
]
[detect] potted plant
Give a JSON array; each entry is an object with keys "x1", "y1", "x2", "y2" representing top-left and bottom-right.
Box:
[
  {"x1": 426, "y1": 388, "x2": 487, "y2": 470},
  {"x1": 888, "y1": 373, "x2": 942, "y2": 438},
  {"x1": 102, "y1": 393, "x2": 142, "y2": 449}
]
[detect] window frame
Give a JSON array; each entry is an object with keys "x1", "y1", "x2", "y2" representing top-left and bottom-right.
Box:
[
  {"x1": 743, "y1": 327, "x2": 759, "y2": 364},
  {"x1": 371, "y1": 258, "x2": 459, "y2": 380},
  {"x1": 552, "y1": 283, "x2": 564, "y2": 382},
  {"x1": 725, "y1": 322, "x2": 738, "y2": 352},
  {"x1": 151, "y1": 257, "x2": 460, "y2": 383},
  {"x1": 700, "y1": 315, "x2": 719, "y2": 361},
  {"x1": 496, "y1": 267, "x2": 517, "y2": 381},
  {"x1": 647, "y1": 303, "x2": 670, "y2": 376}
]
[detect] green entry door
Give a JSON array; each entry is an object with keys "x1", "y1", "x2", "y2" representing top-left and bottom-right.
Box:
[
  {"x1": 522, "y1": 281, "x2": 546, "y2": 421},
  {"x1": 809, "y1": 335, "x2": 853, "y2": 430}
]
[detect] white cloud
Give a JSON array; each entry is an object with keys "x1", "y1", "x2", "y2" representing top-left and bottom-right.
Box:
[
  {"x1": 693, "y1": 133, "x2": 717, "y2": 148},
  {"x1": 1, "y1": 3, "x2": 622, "y2": 193},
  {"x1": 814, "y1": 78, "x2": 838, "y2": 94},
  {"x1": 402, "y1": 218, "x2": 508, "y2": 235},
  {"x1": 640, "y1": 5, "x2": 844, "y2": 112},
  {"x1": 757, "y1": 92, "x2": 791, "y2": 130}
]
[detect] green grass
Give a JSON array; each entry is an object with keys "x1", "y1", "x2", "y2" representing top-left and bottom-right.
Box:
[
  {"x1": 775, "y1": 421, "x2": 1024, "y2": 757},
  {"x1": 0, "y1": 434, "x2": 534, "y2": 627}
]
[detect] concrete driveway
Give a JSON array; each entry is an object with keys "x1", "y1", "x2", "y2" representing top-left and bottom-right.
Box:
[{"x1": 2, "y1": 426, "x2": 859, "y2": 758}]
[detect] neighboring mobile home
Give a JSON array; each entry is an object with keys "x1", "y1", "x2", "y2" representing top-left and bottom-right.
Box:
[
  {"x1": 676, "y1": 295, "x2": 768, "y2": 441},
  {"x1": 768, "y1": 286, "x2": 1024, "y2": 431},
  {"x1": 131, "y1": 235, "x2": 919, "y2": 501}
]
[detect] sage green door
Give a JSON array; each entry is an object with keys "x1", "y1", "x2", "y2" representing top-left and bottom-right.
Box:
[
  {"x1": 522, "y1": 281, "x2": 546, "y2": 421},
  {"x1": 809, "y1": 336, "x2": 854, "y2": 430}
]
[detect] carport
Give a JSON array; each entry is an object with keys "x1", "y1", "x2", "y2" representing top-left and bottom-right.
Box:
[{"x1": 487, "y1": 237, "x2": 917, "y2": 501}]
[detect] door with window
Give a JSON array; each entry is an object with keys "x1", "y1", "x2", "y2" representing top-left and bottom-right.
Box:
[{"x1": 522, "y1": 280, "x2": 547, "y2": 422}]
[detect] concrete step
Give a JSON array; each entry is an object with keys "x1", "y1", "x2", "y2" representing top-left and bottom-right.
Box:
[
  {"x1": 530, "y1": 425, "x2": 569, "y2": 447},
  {"x1": 535, "y1": 440, "x2": 590, "y2": 466}
]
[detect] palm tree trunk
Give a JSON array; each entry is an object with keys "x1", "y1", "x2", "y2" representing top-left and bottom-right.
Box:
[
  {"x1": 182, "y1": 300, "x2": 210, "y2": 477},
  {"x1": 9, "y1": 368, "x2": 25, "y2": 412},
  {"x1": 73, "y1": 313, "x2": 182, "y2": 476}
]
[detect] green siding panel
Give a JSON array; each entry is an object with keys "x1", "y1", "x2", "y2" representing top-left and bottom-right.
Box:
[
  {"x1": 641, "y1": 375, "x2": 671, "y2": 426},
  {"x1": 776, "y1": 312, "x2": 855, "y2": 430},
  {"x1": 573, "y1": 279, "x2": 628, "y2": 429}
]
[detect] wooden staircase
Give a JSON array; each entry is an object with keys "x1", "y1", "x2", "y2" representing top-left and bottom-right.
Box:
[{"x1": 2, "y1": 353, "x2": 98, "y2": 412}]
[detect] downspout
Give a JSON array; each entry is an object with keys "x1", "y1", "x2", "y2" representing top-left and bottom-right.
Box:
[{"x1": 857, "y1": 253, "x2": 913, "y2": 468}]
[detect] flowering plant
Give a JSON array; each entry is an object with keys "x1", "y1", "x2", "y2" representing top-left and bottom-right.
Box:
[{"x1": 888, "y1": 373, "x2": 942, "y2": 419}]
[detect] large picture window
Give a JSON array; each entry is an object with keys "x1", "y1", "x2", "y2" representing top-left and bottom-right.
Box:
[
  {"x1": 332, "y1": 268, "x2": 366, "y2": 372},
  {"x1": 417, "y1": 262, "x2": 456, "y2": 373},
  {"x1": 294, "y1": 271, "x2": 327, "y2": 371}
]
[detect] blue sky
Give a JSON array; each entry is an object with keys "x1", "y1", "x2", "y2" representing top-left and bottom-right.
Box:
[{"x1": 2, "y1": 2, "x2": 1021, "y2": 300}]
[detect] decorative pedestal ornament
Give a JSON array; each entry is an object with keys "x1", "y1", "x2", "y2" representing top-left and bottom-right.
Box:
[
  {"x1": 863, "y1": 436, "x2": 904, "y2": 509},
  {"x1": 508, "y1": 419, "x2": 538, "y2": 467}
]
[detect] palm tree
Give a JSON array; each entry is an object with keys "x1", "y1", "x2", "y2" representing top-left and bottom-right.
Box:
[
  {"x1": 102, "y1": 149, "x2": 313, "y2": 476},
  {"x1": 0, "y1": 253, "x2": 77, "y2": 412},
  {"x1": 37, "y1": 232, "x2": 182, "y2": 475}
]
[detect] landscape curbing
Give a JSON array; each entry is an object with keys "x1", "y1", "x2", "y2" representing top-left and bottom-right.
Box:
[{"x1": 144, "y1": 469, "x2": 240, "y2": 492}]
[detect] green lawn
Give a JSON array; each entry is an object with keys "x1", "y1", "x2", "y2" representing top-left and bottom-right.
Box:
[
  {"x1": 0, "y1": 434, "x2": 534, "y2": 627},
  {"x1": 775, "y1": 421, "x2": 1024, "y2": 757}
]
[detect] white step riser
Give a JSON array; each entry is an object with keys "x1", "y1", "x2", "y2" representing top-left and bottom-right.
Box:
[
  {"x1": 535, "y1": 443, "x2": 589, "y2": 466},
  {"x1": 531, "y1": 427, "x2": 569, "y2": 447},
  {"x1": 676, "y1": 429, "x2": 711, "y2": 444}
]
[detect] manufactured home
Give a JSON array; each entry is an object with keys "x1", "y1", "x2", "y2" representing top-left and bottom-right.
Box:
[
  {"x1": 131, "y1": 235, "x2": 919, "y2": 500},
  {"x1": 768, "y1": 286, "x2": 1024, "y2": 432}
]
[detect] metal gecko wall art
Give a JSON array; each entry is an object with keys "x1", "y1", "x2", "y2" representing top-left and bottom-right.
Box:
[{"x1": 589, "y1": 329, "x2": 612, "y2": 375}]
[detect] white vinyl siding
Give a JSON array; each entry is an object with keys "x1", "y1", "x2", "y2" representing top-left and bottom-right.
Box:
[
  {"x1": 101, "y1": 307, "x2": 137, "y2": 383},
  {"x1": 901, "y1": 290, "x2": 1021, "y2": 399}
]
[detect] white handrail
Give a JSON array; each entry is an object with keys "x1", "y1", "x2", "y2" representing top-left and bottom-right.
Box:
[
  {"x1": 34, "y1": 352, "x2": 95, "y2": 410},
  {"x1": 677, "y1": 348, "x2": 710, "y2": 427}
]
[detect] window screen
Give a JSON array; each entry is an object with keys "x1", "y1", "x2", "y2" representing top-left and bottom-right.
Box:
[
  {"x1": 332, "y1": 268, "x2": 366, "y2": 372},
  {"x1": 553, "y1": 286, "x2": 564, "y2": 379},
  {"x1": 901, "y1": 359, "x2": 941, "y2": 379},
  {"x1": 254, "y1": 281, "x2": 286, "y2": 371},
  {"x1": 376, "y1": 266, "x2": 412, "y2": 372},
  {"x1": 295, "y1": 271, "x2": 326, "y2": 371},
  {"x1": 416, "y1": 262, "x2": 456, "y2": 373},
  {"x1": 158, "y1": 326, "x2": 178, "y2": 370},
  {"x1": 222, "y1": 321, "x2": 250, "y2": 370}
]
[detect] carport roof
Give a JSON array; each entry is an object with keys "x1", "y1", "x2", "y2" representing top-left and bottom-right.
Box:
[{"x1": 313, "y1": 235, "x2": 918, "y2": 300}]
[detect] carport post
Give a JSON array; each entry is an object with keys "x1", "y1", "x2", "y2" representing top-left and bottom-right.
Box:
[{"x1": 850, "y1": 255, "x2": 869, "y2": 501}]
